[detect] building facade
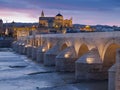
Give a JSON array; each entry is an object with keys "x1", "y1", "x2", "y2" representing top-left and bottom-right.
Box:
[
  {"x1": 39, "y1": 11, "x2": 73, "y2": 29},
  {"x1": 13, "y1": 26, "x2": 36, "y2": 39}
]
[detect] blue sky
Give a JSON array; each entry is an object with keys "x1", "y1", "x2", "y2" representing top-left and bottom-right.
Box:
[{"x1": 0, "y1": 0, "x2": 119, "y2": 26}]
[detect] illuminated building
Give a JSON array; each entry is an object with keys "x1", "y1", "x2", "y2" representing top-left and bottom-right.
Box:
[
  {"x1": 80, "y1": 25, "x2": 95, "y2": 32},
  {"x1": 39, "y1": 11, "x2": 73, "y2": 29},
  {"x1": 13, "y1": 26, "x2": 36, "y2": 39}
]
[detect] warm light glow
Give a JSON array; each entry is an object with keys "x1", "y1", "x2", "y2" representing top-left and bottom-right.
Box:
[
  {"x1": 55, "y1": 25, "x2": 58, "y2": 28},
  {"x1": 48, "y1": 43, "x2": 51, "y2": 49},
  {"x1": 42, "y1": 48, "x2": 46, "y2": 52},
  {"x1": 86, "y1": 58, "x2": 94, "y2": 64},
  {"x1": 5, "y1": 28, "x2": 8, "y2": 35},
  {"x1": 64, "y1": 54, "x2": 70, "y2": 58},
  {"x1": 85, "y1": 25, "x2": 90, "y2": 28},
  {"x1": 25, "y1": 44, "x2": 31, "y2": 48}
]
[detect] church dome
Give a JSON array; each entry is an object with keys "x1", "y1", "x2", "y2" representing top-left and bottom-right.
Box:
[{"x1": 56, "y1": 13, "x2": 63, "y2": 17}]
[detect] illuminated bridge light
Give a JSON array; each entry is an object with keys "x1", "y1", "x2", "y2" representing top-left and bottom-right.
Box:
[{"x1": 86, "y1": 58, "x2": 94, "y2": 64}]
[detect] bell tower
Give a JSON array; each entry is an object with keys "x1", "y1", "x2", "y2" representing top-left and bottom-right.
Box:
[{"x1": 41, "y1": 10, "x2": 44, "y2": 17}]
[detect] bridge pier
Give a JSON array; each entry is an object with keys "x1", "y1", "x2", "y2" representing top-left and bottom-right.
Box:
[
  {"x1": 31, "y1": 46, "x2": 37, "y2": 60},
  {"x1": 114, "y1": 49, "x2": 120, "y2": 90},
  {"x1": 75, "y1": 48, "x2": 103, "y2": 80},
  {"x1": 12, "y1": 41, "x2": 17, "y2": 51},
  {"x1": 15, "y1": 42, "x2": 20, "y2": 53},
  {"x1": 108, "y1": 64, "x2": 116, "y2": 90},
  {"x1": 18, "y1": 44, "x2": 26, "y2": 54},
  {"x1": 44, "y1": 45, "x2": 60, "y2": 66},
  {"x1": 56, "y1": 46, "x2": 77, "y2": 72},
  {"x1": 18, "y1": 44, "x2": 22, "y2": 54},
  {"x1": 36, "y1": 44, "x2": 49, "y2": 63},
  {"x1": 36, "y1": 46, "x2": 44, "y2": 63},
  {"x1": 26, "y1": 45, "x2": 32, "y2": 58},
  {"x1": 22, "y1": 45, "x2": 28, "y2": 55}
]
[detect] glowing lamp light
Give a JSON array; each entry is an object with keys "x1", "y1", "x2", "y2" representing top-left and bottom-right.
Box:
[
  {"x1": 85, "y1": 25, "x2": 90, "y2": 28},
  {"x1": 25, "y1": 45, "x2": 31, "y2": 48},
  {"x1": 48, "y1": 43, "x2": 51, "y2": 49},
  {"x1": 42, "y1": 48, "x2": 46, "y2": 52},
  {"x1": 64, "y1": 54, "x2": 70, "y2": 58},
  {"x1": 86, "y1": 58, "x2": 94, "y2": 64}
]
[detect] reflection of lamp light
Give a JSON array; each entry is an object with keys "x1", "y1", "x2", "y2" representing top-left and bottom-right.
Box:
[
  {"x1": 86, "y1": 58, "x2": 94, "y2": 64},
  {"x1": 64, "y1": 54, "x2": 69, "y2": 58},
  {"x1": 42, "y1": 48, "x2": 46, "y2": 52}
]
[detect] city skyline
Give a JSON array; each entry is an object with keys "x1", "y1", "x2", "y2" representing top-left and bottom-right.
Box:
[{"x1": 0, "y1": 0, "x2": 120, "y2": 26}]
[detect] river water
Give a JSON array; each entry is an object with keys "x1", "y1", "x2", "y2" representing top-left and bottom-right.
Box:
[
  {"x1": 0, "y1": 49, "x2": 108, "y2": 90},
  {"x1": 73, "y1": 80, "x2": 108, "y2": 90}
]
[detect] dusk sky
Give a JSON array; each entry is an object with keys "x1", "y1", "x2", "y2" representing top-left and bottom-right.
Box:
[{"x1": 0, "y1": 0, "x2": 120, "y2": 26}]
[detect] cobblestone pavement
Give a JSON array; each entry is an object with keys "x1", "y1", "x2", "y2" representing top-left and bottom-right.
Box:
[{"x1": 0, "y1": 48, "x2": 107, "y2": 90}]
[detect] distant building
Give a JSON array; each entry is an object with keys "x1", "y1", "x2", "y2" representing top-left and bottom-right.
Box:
[
  {"x1": 38, "y1": 11, "x2": 72, "y2": 33},
  {"x1": 80, "y1": 25, "x2": 95, "y2": 32},
  {"x1": 0, "y1": 19, "x2": 3, "y2": 34},
  {"x1": 13, "y1": 26, "x2": 36, "y2": 39}
]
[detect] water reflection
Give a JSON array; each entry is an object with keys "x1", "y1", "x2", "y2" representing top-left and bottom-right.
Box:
[{"x1": 74, "y1": 80, "x2": 108, "y2": 90}]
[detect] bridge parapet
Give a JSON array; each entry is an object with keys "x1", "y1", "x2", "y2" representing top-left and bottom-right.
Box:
[{"x1": 56, "y1": 46, "x2": 77, "y2": 72}]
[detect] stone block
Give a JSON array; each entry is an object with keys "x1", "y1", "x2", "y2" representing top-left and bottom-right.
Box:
[
  {"x1": 44, "y1": 45, "x2": 60, "y2": 66},
  {"x1": 56, "y1": 46, "x2": 77, "y2": 72},
  {"x1": 44, "y1": 54, "x2": 56, "y2": 66},
  {"x1": 56, "y1": 58, "x2": 77, "y2": 72},
  {"x1": 108, "y1": 64, "x2": 116, "y2": 90},
  {"x1": 75, "y1": 48, "x2": 103, "y2": 80},
  {"x1": 26, "y1": 46, "x2": 32, "y2": 58},
  {"x1": 36, "y1": 52, "x2": 44, "y2": 63},
  {"x1": 22, "y1": 45, "x2": 27, "y2": 55},
  {"x1": 31, "y1": 47, "x2": 37, "y2": 60}
]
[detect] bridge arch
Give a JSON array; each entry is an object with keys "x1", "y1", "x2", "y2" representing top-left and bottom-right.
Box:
[
  {"x1": 59, "y1": 39, "x2": 72, "y2": 51},
  {"x1": 102, "y1": 39, "x2": 120, "y2": 60},
  {"x1": 103, "y1": 43, "x2": 120, "y2": 69},
  {"x1": 47, "y1": 42, "x2": 53, "y2": 49},
  {"x1": 61, "y1": 43, "x2": 68, "y2": 51},
  {"x1": 78, "y1": 43, "x2": 89, "y2": 58}
]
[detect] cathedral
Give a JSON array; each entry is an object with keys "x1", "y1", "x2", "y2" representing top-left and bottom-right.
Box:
[{"x1": 39, "y1": 11, "x2": 73, "y2": 28}]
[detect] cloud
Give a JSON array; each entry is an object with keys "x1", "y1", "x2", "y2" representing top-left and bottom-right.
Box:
[
  {"x1": 0, "y1": 0, "x2": 120, "y2": 11},
  {"x1": 0, "y1": 0, "x2": 119, "y2": 26}
]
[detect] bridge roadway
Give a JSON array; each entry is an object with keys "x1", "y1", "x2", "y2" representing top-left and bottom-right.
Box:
[{"x1": 0, "y1": 48, "x2": 107, "y2": 90}]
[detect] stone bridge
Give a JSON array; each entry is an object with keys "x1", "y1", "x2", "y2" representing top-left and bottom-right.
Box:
[{"x1": 12, "y1": 31, "x2": 120, "y2": 89}]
